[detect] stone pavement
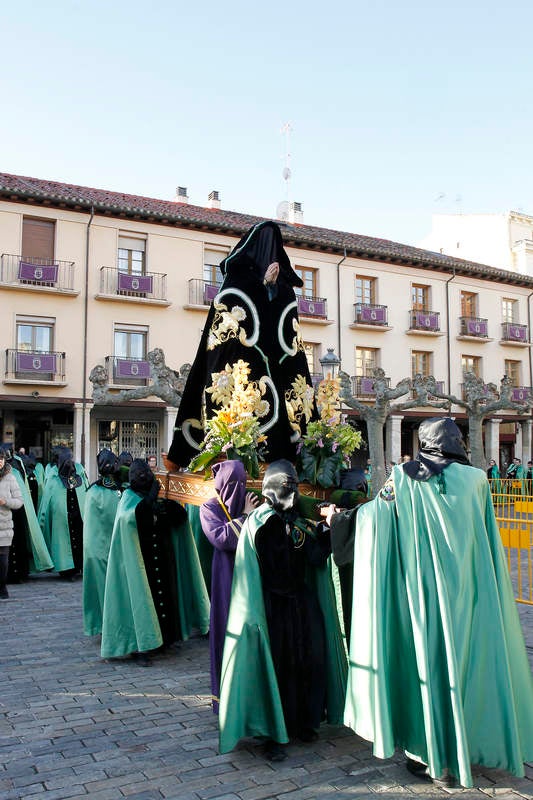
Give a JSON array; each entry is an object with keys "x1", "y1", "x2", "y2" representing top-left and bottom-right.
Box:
[{"x1": 1, "y1": 574, "x2": 532, "y2": 800}]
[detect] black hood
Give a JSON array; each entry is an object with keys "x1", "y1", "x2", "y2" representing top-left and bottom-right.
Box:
[
  {"x1": 97, "y1": 448, "x2": 119, "y2": 477},
  {"x1": 262, "y1": 459, "x2": 300, "y2": 516},
  {"x1": 129, "y1": 458, "x2": 155, "y2": 495},
  {"x1": 57, "y1": 448, "x2": 82, "y2": 489},
  {"x1": 220, "y1": 220, "x2": 303, "y2": 287},
  {"x1": 403, "y1": 417, "x2": 470, "y2": 481}
]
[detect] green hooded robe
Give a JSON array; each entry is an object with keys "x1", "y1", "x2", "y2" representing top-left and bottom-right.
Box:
[
  {"x1": 219, "y1": 503, "x2": 347, "y2": 754},
  {"x1": 10, "y1": 466, "x2": 53, "y2": 573},
  {"x1": 38, "y1": 466, "x2": 87, "y2": 572},
  {"x1": 82, "y1": 482, "x2": 122, "y2": 636},
  {"x1": 344, "y1": 463, "x2": 533, "y2": 788},
  {"x1": 101, "y1": 488, "x2": 209, "y2": 659}
]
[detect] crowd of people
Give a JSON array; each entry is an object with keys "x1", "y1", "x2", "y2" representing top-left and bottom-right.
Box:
[{"x1": 3, "y1": 218, "x2": 532, "y2": 790}]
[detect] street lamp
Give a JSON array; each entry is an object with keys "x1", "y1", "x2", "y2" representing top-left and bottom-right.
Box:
[{"x1": 319, "y1": 348, "x2": 341, "y2": 381}]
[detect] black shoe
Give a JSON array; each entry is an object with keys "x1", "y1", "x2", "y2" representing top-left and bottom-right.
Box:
[
  {"x1": 298, "y1": 728, "x2": 319, "y2": 743},
  {"x1": 265, "y1": 741, "x2": 287, "y2": 762},
  {"x1": 0, "y1": 586, "x2": 8, "y2": 599},
  {"x1": 405, "y1": 758, "x2": 430, "y2": 779},
  {"x1": 132, "y1": 652, "x2": 152, "y2": 667},
  {"x1": 406, "y1": 758, "x2": 456, "y2": 788},
  {"x1": 432, "y1": 772, "x2": 456, "y2": 789}
]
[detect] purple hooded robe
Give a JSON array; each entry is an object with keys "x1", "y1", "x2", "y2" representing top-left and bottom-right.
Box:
[{"x1": 200, "y1": 460, "x2": 248, "y2": 713}]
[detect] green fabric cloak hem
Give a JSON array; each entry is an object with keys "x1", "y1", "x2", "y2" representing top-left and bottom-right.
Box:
[
  {"x1": 173, "y1": 505, "x2": 210, "y2": 640},
  {"x1": 218, "y1": 503, "x2": 348, "y2": 754},
  {"x1": 187, "y1": 503, "x2": 213, "y2": 596},
  {"x1": 82, "y1": 484, "x2": 121, "y2": 636},
  {"x1": 34, "y1": 462, "x2": 45, "y2": 508},
  {"x1": 38, "y1": 469, "x2": 87, "y2": 572},
  {"x1": 100, "y1": 489, "x2": 210, "y2": 659},
  {"x1": 11, "y1": 468, "x2": 53, "y2": 572},
  {"x1": 344, "y1": 463, "x2": 533, "y2": 789}
]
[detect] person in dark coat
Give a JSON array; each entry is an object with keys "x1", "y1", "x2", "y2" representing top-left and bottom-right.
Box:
[
  {"x1": 100, "y1": 459, "x2": 209, "y2": 664},
  {"x1": 199, "y1": 459, "x2": 259, "y2": 712},
  {"x1": 255, "y1": 460, "x2": 331, "y2": 758},
  {"x1": 168, "y1": 220, "x2": 317, "y2": 469}
]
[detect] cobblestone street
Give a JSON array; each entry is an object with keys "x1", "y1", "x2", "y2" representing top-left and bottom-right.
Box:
[{"x1": 1, "y1": 574, "x2": 532, "y2": 800}]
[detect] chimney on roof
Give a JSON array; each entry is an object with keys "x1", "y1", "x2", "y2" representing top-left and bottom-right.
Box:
[
  {"x1": 174, "y1": 186, "x2": 189, "y2": 204},
  {"x1": 208, "y1": 190, "x2": 221, "y2": 210},
  {"x1": 289, "y1": 201, "x2": 303, "y2": 224}
]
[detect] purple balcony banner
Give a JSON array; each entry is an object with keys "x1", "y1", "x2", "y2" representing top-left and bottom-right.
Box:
[
  {"x1": 466, "y1": 319, "x2": 488, "y2": 336},
  {"x1": 115, "y1": 359, "x2": 151, "y2": 379},
  {"x1": 415, "y1": 312, "x2": 439, "y2": 329},
  {"x1": 360, "y1": 377, "x2": 375, "y2": 394},
  {"x1": 360, "y1": 305, "x2": 386, "y2": 323},
  {"x1": 117, "y1": 273, "x2": 153, "y2": 293},
  {"x1": 508, "y1": 326, "x2": 527, "y2": 341},
  {"x1": 203, "y1": 283, "x2": 220, "y2": 303},
  {"x1": 297, "y1": 297, "x2": 326, "y2": 317},
  {"x1": 16, "y1": 352, "x2": 57, "y2": 373},
  {"x1": 18, "y1": 261, "x2": 58, "y2": 283},
  {"x1": 512, "y1": 387, "x2": 530, "y2": 402}
]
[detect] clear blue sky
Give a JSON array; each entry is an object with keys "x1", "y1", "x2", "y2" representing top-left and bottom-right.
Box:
[{"x1": 3, "y1": 0, "x2": 533, "y2": 246}]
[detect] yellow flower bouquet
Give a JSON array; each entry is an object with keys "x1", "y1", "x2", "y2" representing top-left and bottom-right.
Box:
[{"x1": 188, "y1": 360, "x2": 269, "y2": 478}]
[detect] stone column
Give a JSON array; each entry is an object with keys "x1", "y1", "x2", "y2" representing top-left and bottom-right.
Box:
[
  {"x1": 485, "y1": 418, "x2": 501, "y2": 465},
  {"x1": 163, "y1": 407, "x2": 179, "y2": 454},
  {"x1": 520, "y1": 418, "x2": 532, "y2": 465},
  {"x1": 515, "y1": 419, "x2": 523, "y2": 462},
  {"x1": 73, "y1": 401, "x2": 93, "y2": 472},
  {"x1": 386, "y1": 414, "x2": 404, "y2": 465}
]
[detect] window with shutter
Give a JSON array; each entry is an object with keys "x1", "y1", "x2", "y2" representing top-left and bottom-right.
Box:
[{"x1": 22, "y1": 218, "x2": 55, "y2": 262}]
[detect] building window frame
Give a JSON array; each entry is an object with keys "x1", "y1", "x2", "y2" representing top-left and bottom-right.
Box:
[
  {"x1": 355, "y1": 275, "x2": 376, "y2": 306},
  {"x1": 295, "y1": 267, "x2": 318, "y2": 298},
  {"x1": 411, "y1": 283, "x2": 430, "y2": 312},
  {"x1": 355, "y1": 346, "x2": 379, "y2": 377},
  {"x1": 411, "y1": 349, "x2": 432, "y2": 377},
  {"x1": 118, "y1": 233, "x2": 146, "y2": 276}
]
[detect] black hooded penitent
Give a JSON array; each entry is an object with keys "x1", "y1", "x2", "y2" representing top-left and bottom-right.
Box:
[
  {"x1": 403, "y1": 417, "x2": 470, "y2": 482},
  {"x1": 168, "y1": 220, "x2": 317, "y2": 467}
]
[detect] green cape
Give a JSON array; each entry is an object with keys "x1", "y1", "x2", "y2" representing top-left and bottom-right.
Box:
[
  {"x1": 82, "y1": 483, "x2": 122, "y2": 636},
  {"x1": 344, "y1": 463, "x2": 533, "y2": 788},
  {"x1": 37, "y1": 468, "x2": 87, "y2": 572},
  {"x1": 219, "y1": 503, "x2": 347, "y2": 754},
  {"x1": 101, "y1": 489, "x2": 209, "y2": 659},
  {"x1": 186, "y1": 503, "x2": 213, "y2": 596},
  {"x1": 11, "y1": 467, "x2": 53, "y2": 572}
]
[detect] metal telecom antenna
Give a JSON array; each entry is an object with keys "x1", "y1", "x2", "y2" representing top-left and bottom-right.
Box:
[{"x1": 276, "y1": 122, "x2": 292, "y2": 221}]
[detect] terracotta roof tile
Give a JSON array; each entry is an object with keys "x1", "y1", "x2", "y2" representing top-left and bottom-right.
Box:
[{"x1": 0, "y1": 171, "x2": 531, "y2": 287}]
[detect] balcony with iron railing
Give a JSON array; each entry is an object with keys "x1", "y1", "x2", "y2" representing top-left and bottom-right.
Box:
[
  {"x1": 460, "y1": 382, "x2": 498, "y2": 402},
  {"x1": 296, "y1": 294, "x2": 328, "y2": 320},
  {"x1": 408, "y1": 309, "x2": 441, "y2": 333},
  {"x1": 350, "y1": 375, "x2": 390, "y2": 397},
  {"x1": 105, "y1": 355, "x2": 151, "y2": 387},
  {"x1": 459, "y1": 316, "x2": 490, "y2": 339},
  {"x1": 96, "y1": 267, "x2": 169, "y2": 304},
  {"x1": 187, "y1": 279, "x2": 221, "y2": 307},
  {"x1": 4, "y1": 349, "x2": 66, "y2": 383},
  {"x1": 186, "y1": 279, "x2": 329, "y2": 320},
  {"x1": 0, "y1": 254, "x2": 76, "y2": 294},
  {"x1": 409, "y1": 379, "x2": 446, "y2": 401},
  {"x1": 500, "y1": 322, "x2": 529, "y2": 345},
  {"x1": 353, "y1": 303, "x2": 389, "y2": 327}
]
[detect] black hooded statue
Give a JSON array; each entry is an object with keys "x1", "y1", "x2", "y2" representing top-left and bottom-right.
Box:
[{"x1": 168, "y1": 221, "x2": 317, "y2": 467}]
